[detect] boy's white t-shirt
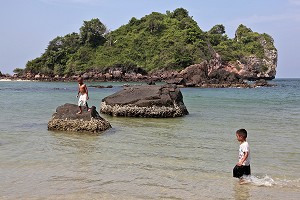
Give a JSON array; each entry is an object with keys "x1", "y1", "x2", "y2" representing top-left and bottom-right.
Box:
[{"x1": 239, "y1": 141, "x2": 250, "y2": 166}]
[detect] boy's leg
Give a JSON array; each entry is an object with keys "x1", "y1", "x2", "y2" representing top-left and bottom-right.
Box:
[
  {"x1": 238, "y1": 165, "x2": 251, "y2": 184},
  {"x1": 78, "y1": 95, "x2": 83, "y2": 114},
  {"x1": 86, "y1": 102, "x2": 91, "y2": 111},
  {"x1": 77, "y1": 106, "x2": 82, "y2": 114}
]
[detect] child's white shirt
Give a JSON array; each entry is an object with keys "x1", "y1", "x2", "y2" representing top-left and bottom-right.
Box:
[{"x1": 239, "y1": 141, "x2": 250, "y2": 166}]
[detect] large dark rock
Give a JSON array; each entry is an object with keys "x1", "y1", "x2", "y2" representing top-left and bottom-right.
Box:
[
  {"x1": 48, "y1": 103, "x2": 111, "y2": 133},
  {"x1": 100, "y1": 84, "x2": 189, "y2": 117}
]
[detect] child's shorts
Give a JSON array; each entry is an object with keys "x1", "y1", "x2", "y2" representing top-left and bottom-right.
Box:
[
  {"x1": 233, "y1": 165, "x2": 251, "y2": 178},
  {"x1": 78, "y1": 94, "x2": 88, "y2": 107}
]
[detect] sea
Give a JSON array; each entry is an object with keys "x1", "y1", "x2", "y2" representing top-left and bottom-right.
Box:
[{"x1": 0, "y1": 79, "x2": 299, "y2": 200}]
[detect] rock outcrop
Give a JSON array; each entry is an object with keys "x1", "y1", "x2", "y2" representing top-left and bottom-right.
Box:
[
  {"x1": 230, "y1": 26, "x2": 278, "y2": 80},
  {"x1": 253, "y1": 79, "x2": 276, "y2": 87},
  {"x1": 48, "y1": 103, "x2": 111, "y2": 133},
  {"x1": 149, "y1": 58, "x2": 249, "y2": 88},
  {"x1": 100, "y1": 84, "x2": 188, "y2": 117}
]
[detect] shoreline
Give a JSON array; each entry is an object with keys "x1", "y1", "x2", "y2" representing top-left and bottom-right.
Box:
[
  {"x1": 0, "y1": 77, "x2": 276, "y2": 88},
  {"x1": 1, "y1": 62, "x2": 276, "y2": 86},
  {"x1": 0, "y1": 78, "x2": 33, "y2": 82}
]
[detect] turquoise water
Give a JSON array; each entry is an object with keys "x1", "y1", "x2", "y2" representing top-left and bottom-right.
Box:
[{"x1": 0, "y1": 79, "x2": 300, "y2": 199}]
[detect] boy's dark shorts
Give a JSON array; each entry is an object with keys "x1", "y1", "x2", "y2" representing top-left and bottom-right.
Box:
[{"x1": 233, "y1": 165, "x2": 251, "y2": 178}]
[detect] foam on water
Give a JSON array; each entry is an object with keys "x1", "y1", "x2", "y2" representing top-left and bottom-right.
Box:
[
  {"x1": 242, "y1": 175, "x2": 276, "y2": 187},
  {"x1": 242, "y1": 175, "x2": 300, "y2": 189}
]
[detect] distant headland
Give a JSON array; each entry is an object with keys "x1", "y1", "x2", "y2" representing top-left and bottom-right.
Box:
[{"x1": 1, "y1": 8, "x2": 277, "y2": 87}]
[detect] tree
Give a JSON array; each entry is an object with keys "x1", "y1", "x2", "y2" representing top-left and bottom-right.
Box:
[
  {"x1": 23, "y1": 8, "x2": 276, "y2": 76},
  {"x1": 208, "y1": 24, "x2": 225, "y2": 35},
  {"x1": 146, "y1": 12, "x2": 165, "y2": 33},
  {"x1": 13, "y1": 68, "x2": 24, "y2": 75},
  {"x1": 235, "y1": 24, "x2": 253, "y2": 42},
  {"x1": 80, "y1": 18, "x2": 107, "y2": 47},
  {"x1": 29, "y1": 33, "x2": 82, "y2": 75},
  {"x1": 171, "y1": 8, "x2": 189, "y2": 20},
  {"x1": 25, "y1": 57, "x2": 45, "y2": 74}
]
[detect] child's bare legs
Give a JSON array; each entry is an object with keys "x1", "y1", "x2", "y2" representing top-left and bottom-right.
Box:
[
  {"x1": 77, "y1": 106, "x2": 82, "y2": 114},
  {"x1": 86, "y1": 102, "x2": 91, "y2": 112},
  {"x1": 239, "y1": 177, "x2": 246, "y2": 184},
  {"x1": 239, "y1": 176, "x2": 250, "y2": 185},
  {"x1": 77, "y1": 106, "x2": 90, "y2": 114}
]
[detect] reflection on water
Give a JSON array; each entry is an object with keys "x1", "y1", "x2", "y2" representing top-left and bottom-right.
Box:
[{"x1": 234, "y1": 182, "x2": 250, "y2": 200}]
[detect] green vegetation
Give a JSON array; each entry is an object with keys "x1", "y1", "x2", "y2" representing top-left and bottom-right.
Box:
[
  {"x1": 23, "y1": 8, "x2": 275, "y2": 76},
  {"x1": 13, "y1": 68, "x2": 24, "y2": 76}
]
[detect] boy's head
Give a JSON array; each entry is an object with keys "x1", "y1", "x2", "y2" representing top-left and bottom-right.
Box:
[
  {"x1": 236, "y1": 129, "x2": 247, "y2": 142},
  {"x1": 77, "y1": 77, "x2": 83, "y2": 84}
]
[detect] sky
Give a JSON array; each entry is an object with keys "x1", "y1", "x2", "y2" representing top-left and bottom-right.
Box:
[{"x1": 1, "y1": 0, "x2": 300, "y2": 78}]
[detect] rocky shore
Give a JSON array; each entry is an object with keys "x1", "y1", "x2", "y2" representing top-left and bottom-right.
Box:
[{"x1": 1, "y1": 56, "x2": 276, "y2": 88}]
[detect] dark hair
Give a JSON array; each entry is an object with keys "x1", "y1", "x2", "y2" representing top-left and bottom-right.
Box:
[{"x1": 236, "y1": 129, "x2": 247, "y2": 139}]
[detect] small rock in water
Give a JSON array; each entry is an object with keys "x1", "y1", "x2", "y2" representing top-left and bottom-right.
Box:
[{"x1": 48, "y1": 103, "x2": 111, "y2": 133}]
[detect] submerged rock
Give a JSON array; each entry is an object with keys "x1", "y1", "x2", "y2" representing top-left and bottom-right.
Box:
[
  {"x1": 100, "y1": 84, "x2": 189, "y2": 117},
  {"x1": 48, "y1": 103, "x2": 111, "y2": 133}
]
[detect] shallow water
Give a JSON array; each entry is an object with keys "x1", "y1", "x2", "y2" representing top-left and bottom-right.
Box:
[{"x1": 0, "y1": 79, "x2": 300, "y2": 199}]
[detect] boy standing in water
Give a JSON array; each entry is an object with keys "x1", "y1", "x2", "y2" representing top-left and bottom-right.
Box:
[
  {"x1": 233, "y1": 129, "x2": 251, "y2": 182},
  {"x1": 76, "y1": 77, "x2": 90, "y2": 114}
]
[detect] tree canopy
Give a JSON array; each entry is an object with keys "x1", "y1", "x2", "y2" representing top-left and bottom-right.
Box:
[{"x1": 23, "y1": 8, "x2": 276, "y2": 76}]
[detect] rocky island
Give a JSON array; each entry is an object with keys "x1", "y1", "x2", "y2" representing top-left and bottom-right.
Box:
[{"x1": 2, "y1": 8, "x2": 277, "y2": 88}]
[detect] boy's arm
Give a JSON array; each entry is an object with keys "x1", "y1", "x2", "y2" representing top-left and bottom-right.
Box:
[
  {"x1": 77, "y1": 84, "x2": 80, "y2": 97},
  {"x1": 237, "y1": 151, "x2": 249, "y2": 166},
  {"x1": 85, "y1": 84, "x2": 89, "y2": 99}
]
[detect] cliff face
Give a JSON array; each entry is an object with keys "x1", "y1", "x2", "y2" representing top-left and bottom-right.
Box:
[
  {"x1": 232, "y1": 39, "x2": 277, "y2": 80},
  {"x1": 224, "y1": 25, "x2": 278, "y2": 80}
]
